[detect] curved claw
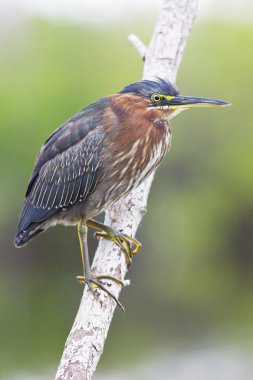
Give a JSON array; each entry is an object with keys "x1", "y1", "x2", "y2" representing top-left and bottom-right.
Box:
[
  {"x1": 95, "y1": 275, "x2": 124, "y2": 286},
  {"x1": 76, "y1": 275, "x2": 125, "y2": 311},
  {"x1": 94, "y1": 231, "x2": 132, "y2": 267},
  {"x1": 94, "y1": 231, "x2": 141, "y2": 263},
  {"x1": 91, "y1": 279, "x2": 125, "y2": 311},
  {"x1": 87, "y1": 219, "x2": 142, "y2": 267},
  {"x1": 121, "y1": 234, "x2": 142, "y2": 255}
]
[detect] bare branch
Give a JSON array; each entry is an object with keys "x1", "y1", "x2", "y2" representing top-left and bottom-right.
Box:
[
  {"x1": 55, "y1": 1, "x2": 198, "y2": 379},
  {"x1": 128, "y1": 34, "x2": 147, "y2": 60},
  {"x1": 143, "y1": 0, "x2": 198, "y2": 82}
]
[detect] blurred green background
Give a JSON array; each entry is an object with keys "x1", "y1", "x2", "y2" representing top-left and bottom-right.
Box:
[{"x1": 1, "y1": 7, "x2": 253, "y2": 379}]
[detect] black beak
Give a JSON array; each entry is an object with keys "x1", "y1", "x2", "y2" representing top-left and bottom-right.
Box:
[{"x1": 167, "y1": 95, "x2": 231, "y2": 109}]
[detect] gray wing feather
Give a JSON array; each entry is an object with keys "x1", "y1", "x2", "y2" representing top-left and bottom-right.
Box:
[{"x1": 29, "y1": 127, "x2": 104, "y2": 211}]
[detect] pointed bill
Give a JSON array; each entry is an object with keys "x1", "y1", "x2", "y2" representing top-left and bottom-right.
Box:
[{"x1": 165, "y1": 95, "x2": 231, "y2": 109}]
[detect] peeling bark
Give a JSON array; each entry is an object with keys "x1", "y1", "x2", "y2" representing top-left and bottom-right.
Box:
[{"x1": 55, "y1": 1, "x2": 198, "y2": 379}]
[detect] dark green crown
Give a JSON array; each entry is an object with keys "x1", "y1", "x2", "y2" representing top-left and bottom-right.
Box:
[{"x1": 120, "y1": 77, "x2": 179, "y2": 98}]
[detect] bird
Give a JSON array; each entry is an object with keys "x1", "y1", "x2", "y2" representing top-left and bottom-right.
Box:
[{"x1": 14, "y1": 78, "x2": 230, "y2": 309}]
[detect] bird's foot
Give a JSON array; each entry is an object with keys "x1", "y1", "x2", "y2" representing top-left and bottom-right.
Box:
[
  {"x1": 86, "y1": 219, "x2": 142, "y2": 267},
  {"x1": 94, "y1": 229, "x2": 142, "y2": 267},
  {"x1": 76, "y1": 274, "x2": 125, "y2": 311}
]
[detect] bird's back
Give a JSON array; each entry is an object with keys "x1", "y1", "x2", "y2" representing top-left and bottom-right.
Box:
[{"x1": 14, "y1": 98, "x2": 110, "y2": 247}]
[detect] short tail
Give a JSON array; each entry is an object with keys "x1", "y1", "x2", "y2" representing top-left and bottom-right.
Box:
[
  {"x1": 14, "y1": 200, "x2": 55, "y2": 247},
  {"x1": 14, "y1": 225, "x2": 45, "y2": 247}
]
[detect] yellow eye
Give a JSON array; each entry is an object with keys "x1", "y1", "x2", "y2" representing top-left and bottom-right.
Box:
[{"x1": 151, "y1": 94, "x2": 162, "y2": 102}]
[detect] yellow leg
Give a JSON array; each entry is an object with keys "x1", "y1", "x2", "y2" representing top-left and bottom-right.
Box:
[
  {"x1": 77, "y1": 220, "x2": 125, "y2": 311},
  {"x1": 77, "y1": 221, "x2": 89, "y2": 277},
  {"x1": 86, "y1": 219, "x2": 142, "y2": 267}
]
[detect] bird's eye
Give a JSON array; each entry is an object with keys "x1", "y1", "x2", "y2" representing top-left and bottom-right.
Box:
[{"x1": 152, "y1": 94, "x2": 161, "y2": 102}]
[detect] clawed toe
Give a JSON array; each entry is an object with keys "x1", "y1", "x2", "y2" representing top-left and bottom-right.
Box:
[
  {"x1": 76, "y1": 274, "x2": 125, "y2": 311},
  {"x1": 93, "y1": 228, "x2": 141, "y2": 267},
  {"x1": 78, "y1": 219, "x2": 142, "y2": 312},
  {"x1": 120, "y1": 233, "x2": 142, "y2": 255}
]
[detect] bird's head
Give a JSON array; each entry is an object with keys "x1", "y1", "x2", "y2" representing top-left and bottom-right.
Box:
[{"x1": 120, "y1": 78, "x2": 230, "y2": 120}]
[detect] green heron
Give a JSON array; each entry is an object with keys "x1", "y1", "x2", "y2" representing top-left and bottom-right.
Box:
[{"x1": 14, "y1": 78, "x2": 230, "y2": 309}]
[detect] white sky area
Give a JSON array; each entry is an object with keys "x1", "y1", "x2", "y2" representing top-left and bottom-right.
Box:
[{"x1": 1, "y1": 0, "x2": 253, "y2": 26}]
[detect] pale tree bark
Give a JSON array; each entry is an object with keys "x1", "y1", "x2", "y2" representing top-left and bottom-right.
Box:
[{"x1": 55, "y1": 1, "x2": 198, "y2": 379}]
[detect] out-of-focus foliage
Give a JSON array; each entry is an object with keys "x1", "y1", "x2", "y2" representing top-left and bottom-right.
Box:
[{"x1": 0, "y1": 18, "x2": 253, "y2": 376}]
